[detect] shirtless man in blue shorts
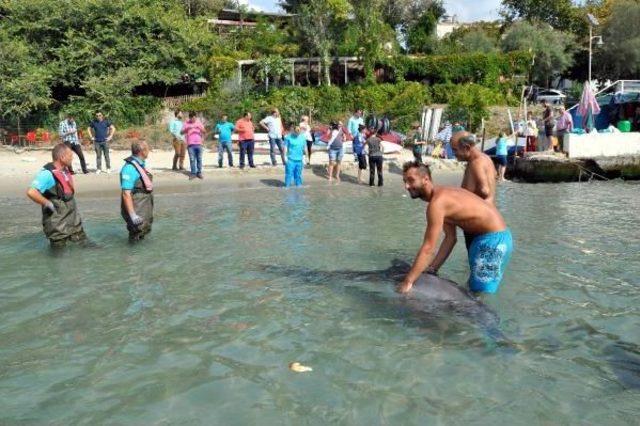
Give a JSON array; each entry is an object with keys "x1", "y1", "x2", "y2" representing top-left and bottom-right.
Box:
[{"x1": 397, "y1": 161, "x2": 513, "y2": 294}]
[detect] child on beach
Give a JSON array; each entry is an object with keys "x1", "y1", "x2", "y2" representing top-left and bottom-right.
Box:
[{"x1": 495, "y1": 132, "x2": 508, "y2": 182}]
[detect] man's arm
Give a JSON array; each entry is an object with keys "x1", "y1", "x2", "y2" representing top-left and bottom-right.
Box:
[
  {"x1": 27, "y1": 188, "x2": 53, "y2": 210},
  {"x1": 107, "y1": 124, "x2": 116, "y2": 141},
  {"x1": 397, "y1": 199, "x2": 445, "y2": 293},
  {"x1": 469, "y1": 161, "x2": 491, "y2": 200},
  {"x1": 122, "y1": 190, "x2": 144, "y2": 225},
  {"x1": 87, "y1": 126, "x2": 95, "y2": 141},
  {"x1": 427, "y1": 221, "x2": 457, "y2": 273},
  {"x1": 259, "y1": 118, "x2": 269, "y2": 132}
]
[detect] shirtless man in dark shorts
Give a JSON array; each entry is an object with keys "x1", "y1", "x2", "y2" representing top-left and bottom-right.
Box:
[{"x1": 397, "y1": 161, "x2": 513, "y2": 294}]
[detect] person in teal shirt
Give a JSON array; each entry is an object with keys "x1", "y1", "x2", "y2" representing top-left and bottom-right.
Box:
[
  {"x1": 284, "y1": 125, "x2": 306, "y2": 187},
  {"x1": 214, "y1": 114, "x2": 235, "y2": 168},
  {"x1": 495, "y1": 132, "x2": 508, "y2": 182},
  {"x1": 120, "y1": 141, "x2": 154, "y2": 241}
]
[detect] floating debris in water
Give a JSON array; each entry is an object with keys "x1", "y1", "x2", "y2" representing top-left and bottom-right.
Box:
[{"x1": 289, "y1": 362, "x2": 312, "y2": 373}]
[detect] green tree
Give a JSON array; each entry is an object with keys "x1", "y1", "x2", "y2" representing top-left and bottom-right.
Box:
[
  {"x1": 296, "y1": 0, "x2": 351, "y2": 85},
  {"x1": 350, "y1": 0, "x2": 397, "y2": 83},
  {"x1": 500, "y1": 0, "x2": 584, "y2": 33},
  {"x1": 181, "y1": 0, "x2": 227, "y2": 17},
  {"x1": 458, "y1": 29, "x2": 497, "y2": 54},
  {"x1": 405, "y1": 2, "x2": 445, "y2": 54},
  {"x1": 501, "y1": 21, "x2": 575, "y2": 86},
  {"x1": 595, "y1": 0, "x2": 640, "y2": 79},
  {"x1": 2, "y1": 0, "x2": 217, "y2": 121},
  {"x1": 0, "y1": 29, "x2": 52, "y2": 120}
]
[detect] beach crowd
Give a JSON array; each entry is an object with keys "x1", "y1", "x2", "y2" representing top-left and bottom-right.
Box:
[{"x1": 27, "y1": 109, "x2": 514, "y2": 296}]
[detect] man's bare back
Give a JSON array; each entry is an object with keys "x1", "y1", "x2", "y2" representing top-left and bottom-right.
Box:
[
  {"x1": 461, "y1": 151, "x2": 496, "y2": 204},
  {"x1": 428, "y1": 186, "x2": 505, "y2": 235}
]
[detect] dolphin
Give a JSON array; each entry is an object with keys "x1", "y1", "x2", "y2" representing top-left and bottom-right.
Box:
[{"x1": 259, "y1": 258, "x2": 512, "y2": 347}]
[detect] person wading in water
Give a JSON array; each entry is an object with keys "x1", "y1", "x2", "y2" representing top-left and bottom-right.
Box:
[
  {"x1": 120, "y1": 141, "x2": 154, "y2": 242},
  {"x1": 398, "y1": 161, "x2": 513, "y2": 295},
  {"x1": 26, "y1": 143, "x2": 88, "y2": 248},
  {"x1": 450, "y1": 131, "x2": 498, "y2": 251}
]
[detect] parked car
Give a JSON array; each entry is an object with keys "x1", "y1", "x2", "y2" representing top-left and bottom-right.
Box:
[{"x1": 535, "y1": 89, "x2": 567, "y2": 105}]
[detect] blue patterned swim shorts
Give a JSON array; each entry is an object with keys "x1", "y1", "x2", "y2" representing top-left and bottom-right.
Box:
[{"x1": 468, "y1": 229, "x2": 513, "y2": 294}]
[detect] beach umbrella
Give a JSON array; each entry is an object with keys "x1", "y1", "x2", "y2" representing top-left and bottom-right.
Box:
[{"x1": 578, "y1": 81, "x2": 601, "y2": 132}]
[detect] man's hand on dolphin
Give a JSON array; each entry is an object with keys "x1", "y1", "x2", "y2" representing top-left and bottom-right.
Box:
[{"x1": 396, "y1": 279, "x2": 413, "y2": 294}]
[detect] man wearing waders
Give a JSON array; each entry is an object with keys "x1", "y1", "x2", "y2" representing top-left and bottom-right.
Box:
[
  {"x1": 120, "y1": 141, "x2": 153, "y2": 242},
  {"x1": 26, "y1": 143, "x2": 88, "y2": 248}
]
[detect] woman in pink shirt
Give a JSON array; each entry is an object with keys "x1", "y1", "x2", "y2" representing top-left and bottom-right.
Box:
[{"x1": 181, "y1": 112, "x2": 206, "y2": 179}]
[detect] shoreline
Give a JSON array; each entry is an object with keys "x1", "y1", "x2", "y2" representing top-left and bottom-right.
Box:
[{"x1": 0, "y1": 145, "x2": 465, "y2": 197}]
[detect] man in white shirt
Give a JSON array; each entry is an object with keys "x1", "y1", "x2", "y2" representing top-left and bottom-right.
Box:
[{"x1": 260, "y1": 108, "x2": 286, "y2": 166}]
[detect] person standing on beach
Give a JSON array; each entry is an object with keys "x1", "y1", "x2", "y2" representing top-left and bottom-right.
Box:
[
  {"x1": 284, "y1": 125, "x2": 306, "y2": 187},
  {"x1": 214, "y1": 114, "x2": 235, "y2": 168},
  {"x1": 410, "y1": 123, "x2": 426, "y2": 164},
  {"x1": 169, "y1": 111, "x2": 185, "y2": 171},
  {"x1": 260, "y1": 108, "x2": 286, "y2": 166},
  {"x1": 542, "y1": 100, "x2": 555, "y2": 151},
  {"x1": 120, "y1": 141, "x2": 153, "y2": 242},
  {"x1": 525, "y1": 111, "x2": 538, "y2": 152},
  {"x1": 87, "y1": 111, "x2": 115, "y2": 174},
  {"x1": 26, "y1": 143, "x2": 88, "y2": 248},
  {"x1": 59, "y1": 113, "x2": 88, "y2": 174},
  {"x1": 182, "y1": 112, "x2": 205, "y2": 180},
  {"x1": 555, "y1": 105, "x2": 573, "y2": 153},
  {"x1": 495, "y1": 132, "x2": 508, "y2": 182},
  {"x1": 398, "y1": 161, "x2": 512, "y2": 295},
  {"x1": 347, "y1": 109, "x2": 364, "y2": 161},
  {"x1": 353, "y1": 124, "x2": 367, "y2": 184},
  {"x1": 450, "y1": 131, "x2": 497, "y2": 251},
  {"x1": 299, "y1": 115, "x2": 314, "y2": 165},
  {"x1": 326, "y1": 122, "x2": 344, "y2": 183},
  {"x1": 365, "y1": 129, "x2": 385, "y2": 187},
  {"x1": 235, "y1": 112, "x2": 256, "y2": 169}
]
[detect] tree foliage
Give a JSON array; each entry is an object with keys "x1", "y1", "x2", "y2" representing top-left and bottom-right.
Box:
[
  {"x1": 295, "y1": 0, "x2": 351, "y2": 85},
  {"x1": 595, "y1": 0, "x2": 640, "y2": 79},
  {"x1": 350, "y1": 0, "x2": 397, "y2": 82},
  {"x1": 501, "y1": 21, "x2": 575, "y2": 86},
  {"x1": 0, "y1": 29, "x2": 52, "y2": 118},
  {"x1": 405, "y1": 1, "x2": 446, "y2": 54},
  {"x1": 500, "y1": 0, "x2": 584, "y2": 33},
  {"x1": 1, "y1": 0, "x2": 216, "y2": 122}
]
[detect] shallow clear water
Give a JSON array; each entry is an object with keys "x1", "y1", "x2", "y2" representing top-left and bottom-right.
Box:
[{"x1": 1, "y1": 176, "x2": 639, "y2": 424}]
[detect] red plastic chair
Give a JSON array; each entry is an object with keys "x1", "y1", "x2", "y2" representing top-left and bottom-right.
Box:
[
  {"x1": 40, "y1": 131, "x2": 51, "y2": 145},
  {"x1": 26, "y1": 131, "x2": 37, "y2": 144}
]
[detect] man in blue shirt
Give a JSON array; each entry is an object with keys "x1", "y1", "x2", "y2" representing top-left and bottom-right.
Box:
[
  {"x1": 214, "y1": 114, "x2": 235, "y2": 168},
  {"x1": 168, "y1": 111, "x2": 185, "y2": 171},
  {"x1": 284, "y1": 125, "x2": 306, "y2": 187},
  {"x1": 353, "y1": 124, "x2": 367, "y2": 184},
  {"x1": 347, "y1": 109, "x2": 364, "y2": 161},
  {"x1": 26, "y1": 143, "x2": 87, "y2": 248},
  {"x1": 120, "y1": 141, "x2": 153, "y2": 242},
  {"x1": 87, "y1": 111, "x2": 116, "y2": 174}
]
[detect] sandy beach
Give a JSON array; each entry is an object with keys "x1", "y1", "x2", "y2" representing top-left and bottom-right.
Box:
[{"x1": 0, "y1": 144, "x2": 465, "y2": 197}]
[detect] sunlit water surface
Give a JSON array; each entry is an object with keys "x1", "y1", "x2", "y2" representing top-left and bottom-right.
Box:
[{"x1": 1, "y1": 175, "x2": 639, "y2": 424}]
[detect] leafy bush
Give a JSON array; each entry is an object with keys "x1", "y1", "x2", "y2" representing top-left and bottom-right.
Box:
[
  {"x1": 378, "y1": 51, "x2": 531, "y2": 87},
  {"x1": 182, "y1": 82, "x2": 433, "y2": 132}
]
